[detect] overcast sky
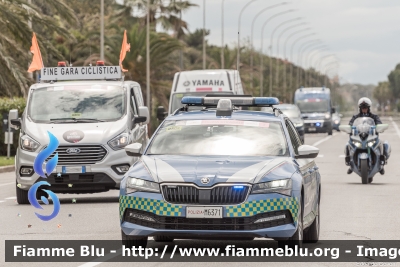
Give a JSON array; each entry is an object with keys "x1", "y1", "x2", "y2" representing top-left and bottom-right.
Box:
[{"x1": 181, "y1": 0, "x2": 400, "y2": 85}]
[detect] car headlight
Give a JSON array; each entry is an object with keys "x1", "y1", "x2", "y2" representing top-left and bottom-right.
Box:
[
  {"x1": 368, "y1": 140, "x2": 376, "y2": 147},
  {"x1": 352, "y1": 141, "x2": 362, "y2": 148},
  {"x1": 20, "y1": 135, "x2": 40, "y2": 152},
  {"x1": 334, "y1": 120, "x2": 339, "y2": 124},
  {"x1": 108, "y1": 133, "x2": 131, "y2": 150},
  {"x1": 325, "y1": 113, "x2": 331, "y2": 119},
  {"x1": 126, "y1": 177, "x2": 160, "y2": 194},
  {"x1": 251, "y1": 179, "x2": 292, "y2": 196}
]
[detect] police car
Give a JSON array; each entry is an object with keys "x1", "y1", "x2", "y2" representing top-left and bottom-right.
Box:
[
  {"x1": 120, "y1": 96, "x2": 321, "y2": 247},
  {"x1": 10, "y1": 62, "x2": 149, "y2": 204}
]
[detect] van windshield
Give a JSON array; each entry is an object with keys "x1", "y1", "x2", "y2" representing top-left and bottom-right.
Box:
[
  {"x1": 170, "y1": 92, "x2": 233, "y2": 112},
  {"x1": 28, "y1": 84, "x2": 126, "y2": 123},
  {"x1": 296, "y1": 99, "x2": 329, "y2": 113}
]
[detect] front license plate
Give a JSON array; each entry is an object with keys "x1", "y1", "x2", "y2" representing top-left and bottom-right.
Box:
[
  {"x1": 308, "y1": 127, "x2": 316, "y2": 131},
  {"x1": 59, "y1": 166, "x2": 86, "y2": 174},
  {"x1": 186, "y1": 207, "x2": 223, "y2": 218}
]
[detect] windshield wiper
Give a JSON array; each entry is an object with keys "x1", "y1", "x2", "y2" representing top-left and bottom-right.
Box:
[{"x1": 50, "y1": 118, "x2": 105, "y2": 123}]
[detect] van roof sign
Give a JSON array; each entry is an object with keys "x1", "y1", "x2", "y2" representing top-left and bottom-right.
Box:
[{"x1": 40, "y1": 66, "x2": 122, "y2": 81}]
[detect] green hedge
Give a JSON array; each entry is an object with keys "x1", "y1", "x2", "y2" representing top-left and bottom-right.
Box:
[{"x1": 0, "y1": 98, "x2": 26, "y2": 156}]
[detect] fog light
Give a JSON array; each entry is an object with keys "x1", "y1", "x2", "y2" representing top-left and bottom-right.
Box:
[
  {"x1": 129, "y1": 212, "x2": 156, "y2": 222},
  {"x1": 112, "y1": 164, "x2": 130, "y2": 175},
  {"x1": 316, "y1": 122, "x2": 321, "y2": 127},
  {"x1": 20, "y1": 167, "x2": 33, "y2": 177},
  {"x1": 254, "y1": 214, "x2": 286, "y2": 224}
]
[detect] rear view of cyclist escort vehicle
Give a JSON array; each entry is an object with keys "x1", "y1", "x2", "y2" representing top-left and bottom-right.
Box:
[{"x1": 10, "y1": 62, "x2": 150, "y2": 204}]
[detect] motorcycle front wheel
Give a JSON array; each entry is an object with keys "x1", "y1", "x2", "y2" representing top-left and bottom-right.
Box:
[{"x1": 360, "y1": 159, "x2": 369, "y2": 184}]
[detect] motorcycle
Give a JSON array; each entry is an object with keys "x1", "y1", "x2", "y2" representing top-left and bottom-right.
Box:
[{"x1": 339, "y1": 118, "x2": 391, "y2": 184}]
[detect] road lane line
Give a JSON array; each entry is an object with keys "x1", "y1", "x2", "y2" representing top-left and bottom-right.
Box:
[
  {"x1": 389, "y1": 117, "x2": 400, "y2": 138},
  {"x1": 78, "y1": 248, "x2": 122, "y2": 267},
  {"x1": 5, "y1": 196, "x2": 16, "y2": 199},
  {"x1": 312, "y1": 133, "x2": 337, "y2": 147},
  {"x1": 0, "y1": 182, "x2": 14, "y2": 187}
]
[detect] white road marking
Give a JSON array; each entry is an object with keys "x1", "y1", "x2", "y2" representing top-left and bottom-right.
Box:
[
  {"x1": 0, "y1": 182, "x2": 15, "y2": 187},
  {"x1": 389, "y1": 117, "x2": 400, "y2": 138},
  {"x1": 0, "y1": 201, "x2": 5, "y2": 203},
  {"x1": 339, "y1": 155, "x2": 346, "y2": 158},
  {"x1": 312, "y1": 133, "x2": 337, "y2": 147},
  {"x1": 78, "y1": 248, "x2": 122, "y2": 267},
  {"x1": 317, "y1": 155, "x2": 324, "y2": 158},
  {"x1": 5, "y1": 196, "x2": 16, "y2": 200}
]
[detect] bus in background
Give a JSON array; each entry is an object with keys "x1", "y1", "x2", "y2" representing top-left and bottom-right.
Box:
[
  {"x1": 157, "y1": 69, "x2": 244, "y2": 119},
  {"x1": 294, "y1": 87, "x2": 335, "y2": 135}
]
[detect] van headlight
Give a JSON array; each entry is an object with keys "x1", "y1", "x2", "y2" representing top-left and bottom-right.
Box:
[
  {"x1": 108, "y1": 133, "x2": 131, "y2": 150},
  {"x1": 325, "y1": 113, "x2": 331, "y2": 119},
  {"x1": 126, "y1": 177, "x2": 160, "y2": 194},
  {"x1": 251, "y1": 179, "x2": 292, "y2": 196},
  {"x1": 20, "y1": 135, "x2": 40, "y2": 152}
]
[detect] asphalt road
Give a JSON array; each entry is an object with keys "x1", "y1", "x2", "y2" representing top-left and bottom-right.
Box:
[{"x1": 1, "y1": 116, "x2": 400, "y2": 267}]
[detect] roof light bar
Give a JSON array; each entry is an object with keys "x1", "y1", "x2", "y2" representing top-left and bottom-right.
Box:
[{"x1": 181, "y1": 96, "x2": 280, "y2": 107}]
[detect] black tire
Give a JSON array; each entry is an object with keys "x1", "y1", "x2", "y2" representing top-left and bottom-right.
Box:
[
  {"x1": 327, "y1": 127, "x2": 333, "y2": 135},
  {"x1": 360, "y1": 159, "x2": 368, "y2": 184},
  {"x1": 368, "y1": 177, "x2": 373, "y2": 183},
  {"x1": 304, "y1": 203, "x2": 320, "y2": 243},
  {"x1": 121, "y1": 230, "x2": 148, "y2": 248},
  {"x1": 154, "y1": 236, "x2": 174, "y2": 242},
  {"x1": 16, "y1": 184, "x2": 29, "y2": 204},
  {"x1": 278, "y1": 196, "x2": 303, "y2": 248}
]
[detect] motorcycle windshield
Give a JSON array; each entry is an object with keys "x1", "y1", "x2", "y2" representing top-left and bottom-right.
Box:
[{"x1": 353, "y1": 117, "x2": 375, "y2": 134}]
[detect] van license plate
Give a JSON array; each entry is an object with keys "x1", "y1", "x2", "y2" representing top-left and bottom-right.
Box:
[
  {"x1": 308, "y1": 127, "x2": 316, "y2": 131},
  {"x1": 186, "y1": 207, "x2": 222, "y2": 218},
  {"x1": 61, "y1": 166, "x2": 86, "y2": 174}
]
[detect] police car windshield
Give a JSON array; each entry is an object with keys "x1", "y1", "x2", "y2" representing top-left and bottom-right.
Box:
[
  {"x1": 171, "y1": 92, "x2": 233, "y2": 112},
  {"x1": 28, "y1": 85, "x2": 126, "y2": 123},
  {"x1": 147, "y1": 120, "x2": 288, "y2": 156}
]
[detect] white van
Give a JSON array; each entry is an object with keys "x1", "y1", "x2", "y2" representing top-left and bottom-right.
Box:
[
  {"x1": 10, "y1": 64, "x2": 150, "y2": 204},
  {"x1": 157, "y1": 69, "x2": 244, "y2": 118}
]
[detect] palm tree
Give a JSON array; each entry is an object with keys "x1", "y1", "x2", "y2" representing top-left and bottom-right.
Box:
[{"x1": 0, "y1": 0, "x2": 77, "y2": 97}]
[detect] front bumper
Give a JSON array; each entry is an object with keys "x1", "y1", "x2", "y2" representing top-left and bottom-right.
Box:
[
  {"x1": 120, "y1": 192, "x2": 299, "y2": 239},
  {"x1": 304, "y1": 119, "x2": 331, "y2": 133},
  {"x1": 16, "y1": 147, "x2": 136, "y2": 193}
]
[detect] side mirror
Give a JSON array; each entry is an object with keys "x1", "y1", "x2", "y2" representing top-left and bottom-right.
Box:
[
  {"x1": 376, "y1": 124, "x2": 389, "y2": 133},
  {"x1": 295, "y1": 145, "x2": 319, "y2": 159},
  {"x1": 339, "y1": 114, "x2": 343, "y2": 118},
  {"x1": 157, "y1": 106, "x2": 167, "y2": 121},
  {"x1": 133, "y1": 116, "x2": 147, "y2": 124},
  {"x1": 339, "y1": 125, "x2": 352, "y2": 134},
  {"x1": 124, "y1": 143, "x2": 143, "y2": 157},
  {"x1": 138, "y1": 106, "x2": 150, "y2": 124},
  {"x1": 9, "y1": 109, "x2": 19, "y2": 130},
  {"x1": 331, "y1": 108, "x2": 336, "y2": 114}
]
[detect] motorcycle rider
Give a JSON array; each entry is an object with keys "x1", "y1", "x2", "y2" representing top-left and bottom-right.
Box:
[{"x1": 346, "y1": 97, "x2": 385, "y2": 174}]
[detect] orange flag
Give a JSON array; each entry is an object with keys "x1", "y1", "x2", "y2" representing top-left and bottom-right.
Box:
[
  {"x1": 28, "y1": 33, "x2": 44, "y2": 72},
  {"x1": 119, "y1": 30, "x2": 131, "y2": 72}
]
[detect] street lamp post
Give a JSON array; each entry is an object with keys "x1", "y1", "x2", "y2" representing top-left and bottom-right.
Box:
[
  {"x1": 203, "y1": 0, "x2": 206, "y2": 69},
  {"x1": 237, "y1": 0, "x2": 258, "y2": 71},
  {"x1": 269, "y1": 17, "x2": 301, "y2": 97},
  {"x1": 323, "y1": 61, "x2": 340, "y2": 86},
  {"x1": 100, "y1": 0, "x2": 104, "y2": 61},
  {"x1": 302, "y1": 45, "x2": 326, "y2": 87},
  {"x1": 282, "y1": 28, "x2": 311, "y2": 101},
  {"x1": 275, "y1": 22, "x2": 306, "y2": 101},
  {"x1": 288, "y1": 33, "x2": 315, "y2": 94},
  {"x1": 221, "y1": 0, "x2": 225, "y2": 68},
  {"x1": 296, "y1": 41, "x2": 321, "y2": 87},
  {"x1": 306, "y1": 47, "x2": 328, "y2": 86},
  {"x1": 249, "y1": 2, "x2": 288, "y2": 89},
  {"x1": 312, "y1": 53, "x2": 334, "y2": 86},
  {"x1": 259, "y1": 9, "x2": 295, "y2": 97},
  {"x1": 146, "y1": 0, "x2": 150, "y2": 109}
]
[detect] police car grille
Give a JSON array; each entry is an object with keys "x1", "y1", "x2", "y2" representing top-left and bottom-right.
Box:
[
  {"x1": 162, "y1": 185, "x2": 249, "y2": 205},
  {"x1": 49, "y1": 145, "x2": 107, "y2": 165},
  {"x1": 124, "y1": 209, "x2": 292, "y2": 231}
]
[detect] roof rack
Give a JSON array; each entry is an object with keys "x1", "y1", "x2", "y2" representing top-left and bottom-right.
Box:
[
  {"x1": 181, "y1": 96, "x2": 280, "y2": 107},
  {"x1": 40, "y1": 65, "x2": 124, "y2": 83}
]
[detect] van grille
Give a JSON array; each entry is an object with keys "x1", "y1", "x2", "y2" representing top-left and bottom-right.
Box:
[{"x1": 49, "y1": 145, "x2": 107, "y2": 165}]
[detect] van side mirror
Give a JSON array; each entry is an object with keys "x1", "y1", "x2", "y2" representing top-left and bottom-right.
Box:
[
  {"x1": 331, "y1": 108, "x2": 336, "y2": 114},
  {"x1": 124, "y1": 143, "x2": 143, "y2": 157},
  {"x1": 9, "y1": 109, "x2": 19, "y2": 130},
  {"x1": 157, "y1": 106, "x2": 167, "y2": 121},
  {"x1": 137, "y1": 106, "x2": 150, "y2": 124}
]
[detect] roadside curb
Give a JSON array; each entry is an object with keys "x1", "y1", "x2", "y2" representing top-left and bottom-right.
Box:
[{"x1": 0, "y1": 165, "x2": 15, "y2": 173}]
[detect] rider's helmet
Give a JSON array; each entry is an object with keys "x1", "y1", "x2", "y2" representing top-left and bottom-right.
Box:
[{"x1": 358, "y1": 97, "x2": 372, "y2": 112}]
